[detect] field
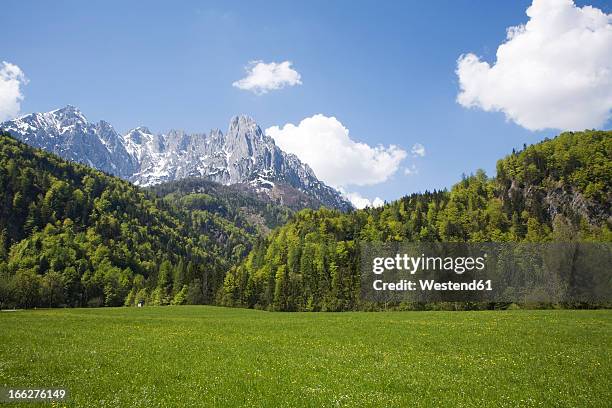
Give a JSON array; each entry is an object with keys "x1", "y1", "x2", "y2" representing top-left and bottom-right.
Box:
[{"x1": 0, "y1": 307, "x2": 610, "y2": 407}]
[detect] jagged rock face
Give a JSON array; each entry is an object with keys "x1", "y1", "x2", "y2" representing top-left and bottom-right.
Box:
[
  {"x1": 506, "y1": 180, "x2": 611, "y2": 226},
  {"x1": 1, "y1": 106, "x2": 138, "y2": 178},
  {"x1": 123, "y1": 127, "x2": 231, "y2": 186},
  {"x1": 1, "y1": 106, "x2": 353, "y2": 211}
]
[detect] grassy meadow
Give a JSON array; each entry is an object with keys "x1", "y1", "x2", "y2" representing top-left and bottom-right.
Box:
[{"x1": 0, "y1": 307, "x2": 610, "y2": 407}]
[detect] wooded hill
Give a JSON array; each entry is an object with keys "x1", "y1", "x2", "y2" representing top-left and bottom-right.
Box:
[
  {"x1": 220, "y1": 130, "x2": 611, "y2": 311},
  {"x1": 0, "y1": 132, "x2": 262, "y2": 308},
  {"x1": 148, "y1": 178, "x2": 294, "y2": 235}
]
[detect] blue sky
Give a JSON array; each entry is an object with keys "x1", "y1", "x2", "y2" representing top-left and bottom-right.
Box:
[{"x1": 2, "y1": 0, "x2": 611, "y2": 205}]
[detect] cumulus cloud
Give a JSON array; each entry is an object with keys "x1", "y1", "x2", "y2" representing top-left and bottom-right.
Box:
[
  {"x1": 233, "y1": 60, "x2": 302, "y2": 94},
  {"x1": 456, "y1": 0, "x2": 612, "y2": 131},
  {"x1": 0, "y1": 62, "x2": 27, "y2": 122},
  {"x1": 342, "y1": 190, "x2": 385, "y2": 209},
  {"x1": 266, "y1": 114, "x2": 407, "y2": 188},
  {"x1": 411, "y1": 143, "x2": 426, "y2": 157}
]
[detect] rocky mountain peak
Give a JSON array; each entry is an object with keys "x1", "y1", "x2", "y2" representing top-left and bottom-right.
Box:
[
  {"x1": 53, "y1": 104, "x2": 81, "y2": 114},
  {"x1": 133, "y1": 126, "x2": 152, "y2": 135},
  {"x1": 1, "y1": 107, "x2": 353, "y2": 211},
  {"x1": 225, "y1": 115, "x2": 268, "y2": 157},
  {"x1": 228, "y1": 114, "x2": 260, "y2": 134},
  {"x1": 50, "y1": 105, "x2": 88, "y2": 126}
]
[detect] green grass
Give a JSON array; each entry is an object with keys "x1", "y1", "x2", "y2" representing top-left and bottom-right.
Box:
[{"x1": 0, "y1": 307, "x2": 610, "y2": 407}]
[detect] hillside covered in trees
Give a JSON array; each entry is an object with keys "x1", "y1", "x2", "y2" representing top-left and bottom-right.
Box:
[
  {"x1": 0, "y1": 130, "x2": 610, "y2": 310},
  {"x1": 149, "y1": 178, "x2": 294, "y2": 235},
  {"x1": 0, "y1": 132, "x2": 260, "y2": 308},
  {"x1": 220, "y1": 130, "x2": 611, "y2": 311}
]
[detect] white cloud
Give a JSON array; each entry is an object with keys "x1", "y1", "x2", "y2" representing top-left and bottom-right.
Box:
[
  {"x1": 456, "y1": 0, "x2": 612, "y2": 131},
  {"x1": 233, "y1": 60, "x2": 302, "y2": 94},
  {"x1": 0, "y1": 62, "x2": 27, "y2": 122},
  {"x1": 342, "y1": 190, "x2": 385, "y2": 209},
  {"x1": 372, "y1": 197, "x2": 385, "y2": 208},
  {"x1": 411, "y1": 143, "x2": 425, "y2": 157},
  {"x1": 266, "y1": 114, "x2": 407, "y2": 188},
  {"x1": 404, "y1": 164, "x2": 418, "y2": 176}
]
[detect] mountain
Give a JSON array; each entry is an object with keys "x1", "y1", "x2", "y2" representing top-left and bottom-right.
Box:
[
  {"x1": 0, "y1": 131, "x2": 260, "y2": 308},
  {"x1": 0, "y1": 106, "x2": 138, "y2": 178},
  {"x1": 220, "y1": 130, "x2": 612, "y2": 311},
  {"x1": 1, "y1": 106, "x2": 352, "y2": 211}
]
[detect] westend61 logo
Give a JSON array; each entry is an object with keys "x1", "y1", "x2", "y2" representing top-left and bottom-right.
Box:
[{"x1": 360, "y1": 242, "x2": 612, "y2": 304}]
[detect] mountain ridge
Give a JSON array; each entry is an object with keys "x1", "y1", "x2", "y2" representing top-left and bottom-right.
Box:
[{"x1": 1, "y1": 106, "x2": 353, "y2": 211}]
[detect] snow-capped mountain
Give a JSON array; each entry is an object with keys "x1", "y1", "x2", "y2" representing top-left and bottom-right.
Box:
[
  {"x1": 1, "y1": 106, "x2": 352, "y2": 211},
  {"x1": 1, "y1": 105, "x2": 138, "y2": 178}
]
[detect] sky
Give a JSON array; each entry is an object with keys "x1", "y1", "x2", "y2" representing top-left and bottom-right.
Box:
[{"x1": 1, "y1": 0, "x2": 611, "y2": 207}]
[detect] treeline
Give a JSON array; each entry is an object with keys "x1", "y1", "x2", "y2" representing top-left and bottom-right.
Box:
[
  {"x1": 220, "y1": 130, "x2": 611, "y2": 311},
  {"x1": 0, "y1": 132, "x2": 256, "y2": 308}
]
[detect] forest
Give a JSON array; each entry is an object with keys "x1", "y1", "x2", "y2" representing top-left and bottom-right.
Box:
[
  {"x1": 0, "y1": 130, "x2": 610, "y2": 310},
  {"x1": 220, "y1": 130, "x2": 611, "y2": 311},
  {"x1": 0, "y1": 132, "x2": 258, "y2": 308}
]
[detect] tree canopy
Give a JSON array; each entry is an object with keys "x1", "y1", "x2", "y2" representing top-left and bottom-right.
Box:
[
  {"x1": 0, "y1": 132, "x2": 255, "y2": 308},
  {"x1": 220, "y1": 130, "x2": 611, "y2": 311}
]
